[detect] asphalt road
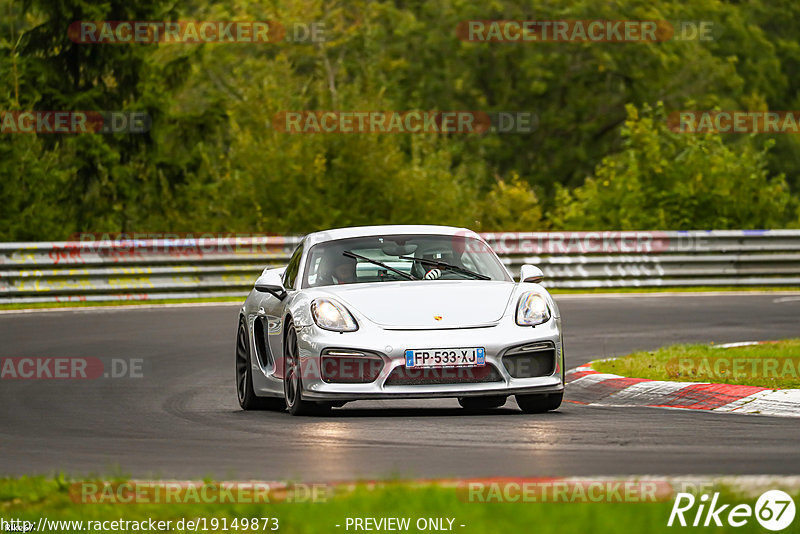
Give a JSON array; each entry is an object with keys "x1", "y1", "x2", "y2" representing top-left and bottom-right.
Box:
[{"x1": 1, "y1": 293, "x2": 799, "y2": 480}]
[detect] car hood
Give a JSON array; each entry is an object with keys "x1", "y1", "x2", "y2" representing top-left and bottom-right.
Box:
[{"x1": 321, "y1": 281, "x2": 517, "y2": 329}]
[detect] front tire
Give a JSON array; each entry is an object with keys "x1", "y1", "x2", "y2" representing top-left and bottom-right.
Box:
[
  {"x1": 283, "y1": 320, "x2": 330, "y2": 416},
  {"x1": 458, "y1": 396, "x2": 507, "y2": 411},
  {"x1": 236, "y1": 318, "x2": 285, "y2": 411},
  {"x1": 515, "y1": 392, "x2": 563, "y2": 414}
]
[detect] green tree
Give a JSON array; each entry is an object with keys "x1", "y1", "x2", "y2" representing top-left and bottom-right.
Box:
[
  {"x1": 553, "y1": 103, "x2": 795, "y2": 230},
  {"x1": 476, "y1": 172, "x2": 544, "y2": 231},
  {"x1": 3, "y1": 0, "x2": 800, "y2": 239}
]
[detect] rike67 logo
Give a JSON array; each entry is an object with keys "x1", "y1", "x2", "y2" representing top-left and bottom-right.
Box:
[{"x1": 668, "y1": 490, "x2": 795, "y2": 531}]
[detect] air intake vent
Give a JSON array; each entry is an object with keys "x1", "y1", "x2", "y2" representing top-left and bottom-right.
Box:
[
  {"x1": 502, "y1": 342, "x2": 556, "y2": 378},
  {"x1": 385, "y1": 364, "x2": 502, "y2": 386},
  {"x1": 321, "y1": 349, "x2": 384, "y2": 383}
]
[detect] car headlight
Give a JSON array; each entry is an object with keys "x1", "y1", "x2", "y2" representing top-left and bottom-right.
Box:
[
  {"x1": 516, "y1": 292, "x2": 551, "y2": 326},
  {"x1": 311, "y1": 298, "x2": 358, "y2": 332}
]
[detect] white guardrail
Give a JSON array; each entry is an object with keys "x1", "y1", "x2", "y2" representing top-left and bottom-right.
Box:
[{"x1": 1, "y1": 230, "x2": 800, "y2": 304}]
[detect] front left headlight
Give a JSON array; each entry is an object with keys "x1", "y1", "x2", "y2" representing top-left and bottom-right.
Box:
[
  {"x1": 311, "y1": 298, "x2": 359, "y2": 332},
  {"x1": 516, "y1": 292, "x2": 551, "y2": 326}
]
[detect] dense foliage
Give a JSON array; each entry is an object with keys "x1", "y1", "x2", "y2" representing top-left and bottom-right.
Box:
[{"x1": 1, "y1": 0, "x2": 799, "y2": 239}]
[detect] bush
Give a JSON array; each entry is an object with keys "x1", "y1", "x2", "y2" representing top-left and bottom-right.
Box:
[{"x1": 553, "y1": 103, "x2": 797, "y2": 230}]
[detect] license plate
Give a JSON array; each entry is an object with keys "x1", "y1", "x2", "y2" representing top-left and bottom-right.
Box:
[{"x1": 405, "y1": 347, "x2": 485, "y2": 368}]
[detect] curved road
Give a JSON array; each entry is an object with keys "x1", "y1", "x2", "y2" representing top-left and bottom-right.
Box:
[{"x1": 1, "y1": 293, "x2": 799, "y2": 480}]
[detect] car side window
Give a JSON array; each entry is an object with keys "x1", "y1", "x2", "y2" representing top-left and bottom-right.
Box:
[{"x1": 282, "y1": 244, "x2": 304, "y2": 289}]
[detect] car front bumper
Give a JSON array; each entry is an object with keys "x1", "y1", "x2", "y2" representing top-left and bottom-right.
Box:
[{"x1": 294, "y1": 316, "x2": 564, "y2": 401}]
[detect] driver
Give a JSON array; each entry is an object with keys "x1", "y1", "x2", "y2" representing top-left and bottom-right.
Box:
[{"x1": 327, "y1": 254, "x2": 357, "y2": 285}]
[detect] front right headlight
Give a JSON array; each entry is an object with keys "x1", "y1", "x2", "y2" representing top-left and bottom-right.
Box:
[
  {"x1": 311, "y1": 298, "x2": 359, "y2": 332},
  {"x1": 516, "y1": 292, "x2": 551, "y2": 326}
]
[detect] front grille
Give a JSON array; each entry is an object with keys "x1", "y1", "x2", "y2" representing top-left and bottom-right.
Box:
[
  {"x1": 502, "y1": 342, "x2": 556, "y2": 378},
  {"x1": 321, "y1": 350, "x2": 384, "y2": 383},
  {"x1": 384, "y1": 364, "x2": 502, "y2": 386}
]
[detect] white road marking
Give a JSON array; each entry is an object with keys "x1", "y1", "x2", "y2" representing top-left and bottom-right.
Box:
[{"x1": 773, "y1": 296, "x2": 800, "y2": 303}]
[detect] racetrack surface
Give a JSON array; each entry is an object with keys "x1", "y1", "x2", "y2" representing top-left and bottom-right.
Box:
[{"x1": 1, "y1": 294, "x2": 799, "y2": 480}]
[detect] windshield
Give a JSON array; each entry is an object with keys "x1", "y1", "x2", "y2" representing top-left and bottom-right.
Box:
[{"x1": 302, "y1": 234, "x2": 511, "y2": 288}]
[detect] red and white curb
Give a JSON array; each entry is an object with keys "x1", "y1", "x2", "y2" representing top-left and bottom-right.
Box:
[{"x1": 565, "y1": 365, "x2": 800, "y2": 418}]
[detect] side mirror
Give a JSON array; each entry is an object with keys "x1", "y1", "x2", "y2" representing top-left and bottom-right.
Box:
[
  {"x1": 254, "y1": 269, "x2": 287, "y2": 300},
  {"x1": 519, "y1": 264, "x2": 544, "y2": 284}
]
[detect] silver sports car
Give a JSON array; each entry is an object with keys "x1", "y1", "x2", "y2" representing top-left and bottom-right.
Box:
[{"x1": 235, "y1": 225, "x2": 564, "y2": 415}]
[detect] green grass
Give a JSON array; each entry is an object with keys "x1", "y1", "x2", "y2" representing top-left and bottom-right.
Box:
[
  {"x1": 592, "y1": 339, "x2": 800, "y2": 388},
  {"x1": 1, "y1": 476, "x2": 795, "y2": 534}
]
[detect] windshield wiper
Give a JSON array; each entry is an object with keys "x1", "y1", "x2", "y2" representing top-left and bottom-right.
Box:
[
  {"x1": 342, "y1": 251, "x2": 418, "y2": 281},
  {"x1": 399, "y1": 256, "x2": 490, "y2": 280}
]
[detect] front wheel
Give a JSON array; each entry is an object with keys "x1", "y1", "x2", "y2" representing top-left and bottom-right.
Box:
[
  {"x1": 236, "y1": 318, "x2": 285, "y2": 411},
  {"x1": 283, "y1": 320, "x2": 330, "y2": 416},
  {"x1": 515, "y1": 392, "x2": 563, "y2": 414}
]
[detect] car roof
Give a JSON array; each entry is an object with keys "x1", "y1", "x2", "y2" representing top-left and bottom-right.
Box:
[{"x1": 303, "y1": 225, "x2": 482, "y2": 248}]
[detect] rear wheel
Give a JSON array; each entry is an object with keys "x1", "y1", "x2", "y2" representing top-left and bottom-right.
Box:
[
  {"x1": 236, "y1": 318, "x2": 285, "y2": 411},
  {"x1": 458, "y1": 396, "x2": 507, "y2": 411},
  {"x1": 515, "y1": 392, "x2": 563, "y2": 414},
  {"x1": 284, "y1": 320, "x2": 330, "y2": 416}
]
